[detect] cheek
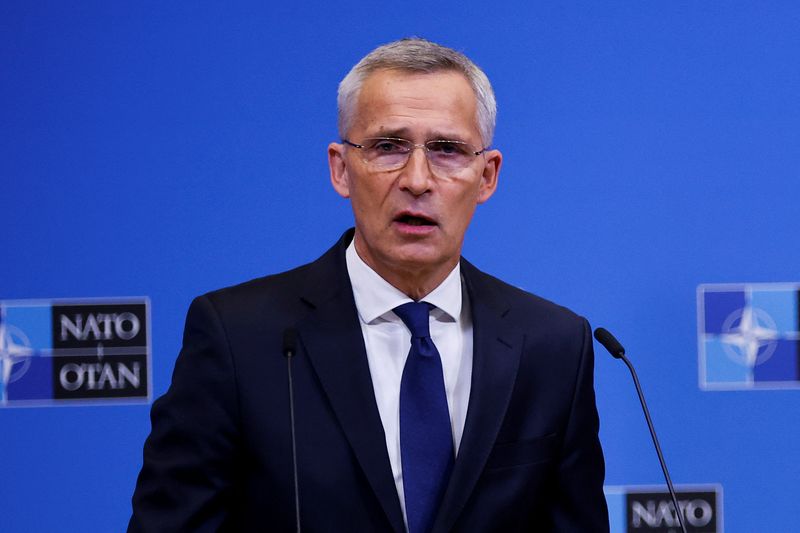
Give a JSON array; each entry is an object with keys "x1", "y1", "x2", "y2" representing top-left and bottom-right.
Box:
[
  {"x1": 352, "y1": 178, "x2": 394, "y2": 209},
  {"x1": 445, "y1": 185, "x2": 482, "y2": 225},
  {"x1": 349, "y1": 181, "x2": 390, "y2": 225}
]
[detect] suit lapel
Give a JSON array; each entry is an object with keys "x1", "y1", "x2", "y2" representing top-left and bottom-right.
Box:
[
  {"x1": 290, "y1": 235, "x2": 521, "y2": 533},
  {"x1": 294, "y1": 232, "x2": 405, "y2": 533},
  {"x1": 432, "y1": 261, "x2": 523, "y2": 533}
]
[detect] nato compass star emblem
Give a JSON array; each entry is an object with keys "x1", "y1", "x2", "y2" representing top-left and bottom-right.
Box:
[
  {"x1": 698, "y1": 283, "x2": 800, "y2": 390},
  {"x1": 718, "y1": 306, "x2": 779, "y2": 367},
  {"x1": 0, "y1": 317, "x2": 36, "y2": 402}
]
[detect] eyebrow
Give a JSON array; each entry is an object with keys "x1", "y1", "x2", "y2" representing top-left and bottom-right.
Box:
[{"x1": 367, "y1": 127, "x2": 471, "y2": 143}]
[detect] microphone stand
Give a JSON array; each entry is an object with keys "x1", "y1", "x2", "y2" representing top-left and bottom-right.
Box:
[{"x1": 594, "y1": 327, "x2": 687, "y2": 533}]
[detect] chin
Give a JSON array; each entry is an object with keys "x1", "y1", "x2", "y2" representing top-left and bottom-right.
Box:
[{"x1": 390, "y1": 250, "x2": 453, "y2": 272}]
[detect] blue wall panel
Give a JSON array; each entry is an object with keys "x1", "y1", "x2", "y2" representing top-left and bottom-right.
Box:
[{"x1": 2, "y1": 2, "x2": 799, "y2": 530}]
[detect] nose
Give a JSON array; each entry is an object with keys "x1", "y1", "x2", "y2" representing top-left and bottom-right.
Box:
[{"x1": 398, "y1": 146, "x2": 433, "y2": 196}]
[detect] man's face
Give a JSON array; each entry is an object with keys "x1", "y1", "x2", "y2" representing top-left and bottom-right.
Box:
[{"x1": 329, "y1": 69, "x2": 501, "y2": 291}]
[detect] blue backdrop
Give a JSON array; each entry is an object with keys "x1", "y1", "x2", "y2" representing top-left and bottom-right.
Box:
[{"x1": 2, "y1": 2, "x2": 799, "y2": 531}]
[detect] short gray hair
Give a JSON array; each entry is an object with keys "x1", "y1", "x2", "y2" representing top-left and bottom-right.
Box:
[{"x1": 337, "y1": 37, "x2": 497, "y2": 146}]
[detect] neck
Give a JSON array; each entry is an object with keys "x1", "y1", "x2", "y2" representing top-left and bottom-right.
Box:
[
  {"x1": 380, "y1": 266, "x2": 454, "y2": 301},
  {"x1": 353, "y1": 239, "x2": 458, "y2": 301}
]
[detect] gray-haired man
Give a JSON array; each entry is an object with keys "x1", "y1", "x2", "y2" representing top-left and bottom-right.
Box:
[{"x1": 130, "y1": 38, "x2": 609, "y2": 532}]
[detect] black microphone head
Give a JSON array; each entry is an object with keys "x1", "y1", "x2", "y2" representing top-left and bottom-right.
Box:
[
  {"x1": 282, "y1": 328, "x2": 298, "y2": 358},
  {"x1": 593, "y1": 327, "x2": 626, "y2": 358}
]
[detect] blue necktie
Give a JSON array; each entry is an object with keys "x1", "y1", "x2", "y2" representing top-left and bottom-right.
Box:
[{"x1": 394, "y1": 302, "x2": 454, "y2": 533}]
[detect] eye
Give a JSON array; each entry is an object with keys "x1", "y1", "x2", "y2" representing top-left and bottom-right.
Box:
[
  {"x1": 366, "y1": 138, "x2": 408, "y2": 153},
  {"x1": 428, "y1": 140, "x2": 470, "y2": 155}
]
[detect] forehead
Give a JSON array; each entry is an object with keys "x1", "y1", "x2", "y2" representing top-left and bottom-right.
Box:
[{"x1": 352, "y1": 69, "x2": 480, "y2": 140}]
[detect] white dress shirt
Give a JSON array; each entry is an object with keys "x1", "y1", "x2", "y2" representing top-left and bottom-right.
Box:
[{"x1": 345, "y1": 240, "x2": 473, "y2": 524}]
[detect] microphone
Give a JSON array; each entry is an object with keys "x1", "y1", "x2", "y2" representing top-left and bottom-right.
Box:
[
  {"x1": 593, "y1": 327, "x2": 687, "y2": 533},
  {"x1": 593, "y1": 327, "x2": 625, "y2": 358},
  {"x1": 282, "y1": 328, "x2": 301, "y2": 533}
]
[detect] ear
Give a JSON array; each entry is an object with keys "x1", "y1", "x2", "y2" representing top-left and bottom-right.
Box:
[
  {"x1": 476, "y1": 148, "x2": 501, "y2": 204},
  {"x1": 328, "y1": 142, "x2": 351, "y2": 198}
]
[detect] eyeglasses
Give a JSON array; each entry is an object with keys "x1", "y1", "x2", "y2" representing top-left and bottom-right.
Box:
[{"x1": 343, "y1": 137, "x2": 487, "y2": 175}]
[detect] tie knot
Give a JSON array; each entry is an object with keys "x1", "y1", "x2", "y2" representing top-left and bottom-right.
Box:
[{"x1": 394, "y1": 302, "x2": 433, "y2": 339}]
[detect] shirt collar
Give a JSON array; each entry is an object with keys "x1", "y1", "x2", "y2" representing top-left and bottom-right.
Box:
[{"x1": 345, "y1": 238, "x2": 462, "y2": 324}]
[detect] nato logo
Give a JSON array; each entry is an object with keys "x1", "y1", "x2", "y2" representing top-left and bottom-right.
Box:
[
  {"x1": 698, "y1": 283, "x2": 800, "y2": 390},
  {"x1": 0, "y1": 298, "x2": 150, "y2": 407},
  {"x1": 605, "y1": 485, "x2": 722, "y2": 532}
]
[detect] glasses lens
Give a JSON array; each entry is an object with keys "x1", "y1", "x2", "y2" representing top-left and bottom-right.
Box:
[
  {"x1": 426, "y1": 141, "x2": 475, "y2": 172},
  {"x1": 361, "y1": 138, "x2": 412, "y2": 170}
]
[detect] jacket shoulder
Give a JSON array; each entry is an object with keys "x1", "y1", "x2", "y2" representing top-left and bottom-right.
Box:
[
  {"x1": 199, "y1": 231, "x2": 351, "y2": 318},
  {"x1": 203, "y1": 261, "x2": 316, "y2": 312},
  {"x1": 462, "y1": 260, "x2": 587, "y2": 332}
]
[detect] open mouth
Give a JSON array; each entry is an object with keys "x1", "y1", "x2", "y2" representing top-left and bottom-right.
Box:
[{"x1": 395, "y1": 213, "x2": 436, "y2": 226}]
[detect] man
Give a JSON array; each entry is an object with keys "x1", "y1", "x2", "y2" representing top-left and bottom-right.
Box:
[{"x1": 129, "y1": 38, "x2": 609, "y2": 532}]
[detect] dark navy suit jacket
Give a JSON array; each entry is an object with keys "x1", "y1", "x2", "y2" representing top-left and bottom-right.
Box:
[{"x1": 129, "y1": 230, "x2": 609, "y2": 532}]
